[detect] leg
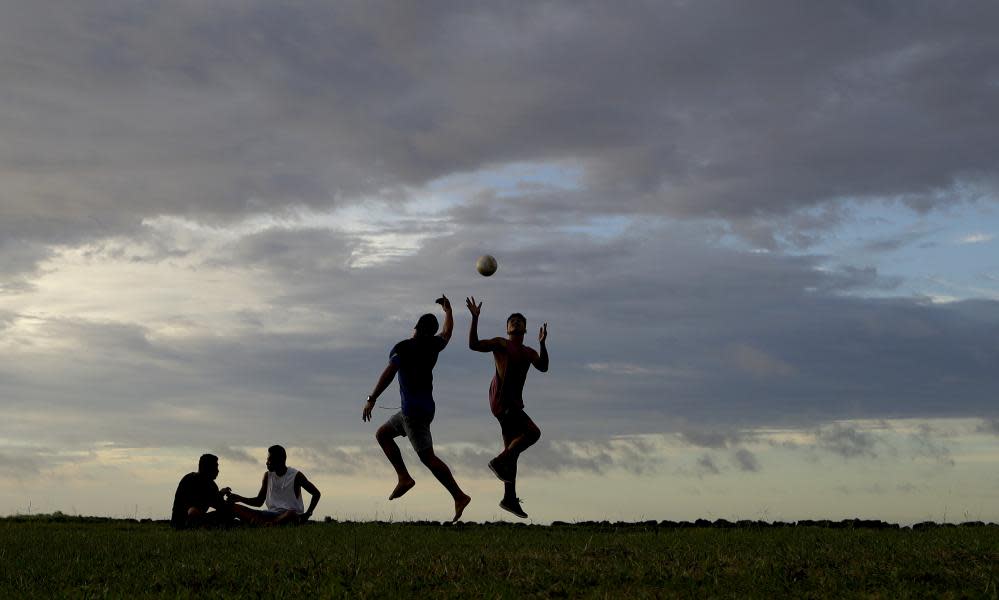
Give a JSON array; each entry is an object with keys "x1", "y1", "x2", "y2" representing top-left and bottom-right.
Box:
[
  {"x1": 500, "y1": 415, "x2": 541, "y2": 462},
  {"x1": 494, "y1": 413, "x2": 539, "y2": 519},
  {"x1": 500, "y1": 428, "x2": 520, "y2": 502},
  {"x1": 230, "y1": 504, "x2": 271, "y2": 526},
  {"x1": 376, "y1": 421, "x2": 416, "y2": 500},
  {"x1": 493, "y1": 412, "x2": 541, "y2": 486},
  {"x1": 418, "y1": 448, "x2": 471, "y2": 522}
]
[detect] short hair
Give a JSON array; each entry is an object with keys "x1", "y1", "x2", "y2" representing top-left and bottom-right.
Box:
[
  {"x1": 507, "y1": 313, "x2": 526, "y2": 325},
  {"x1": 198, "y1": 454, "x2": 218, "y2": 470},
  {"x1": 415, "y1": 313, "x2": 439, "y2": 337},
  {"x1": 267, "y1": 445, "x2": 287, "y2": 462}
]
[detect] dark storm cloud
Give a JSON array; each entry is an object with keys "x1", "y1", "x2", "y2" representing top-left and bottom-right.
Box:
[{"x1": 3, "y1": 0, "x2": 999, "y2": 264}]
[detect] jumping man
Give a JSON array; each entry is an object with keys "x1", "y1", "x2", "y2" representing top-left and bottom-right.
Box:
[
  {"x1": 363, "y1": 294, "x2": 471, "y2": 522},
  {"x1": 466, "y1": 296, "x2": 548, "y2": 518}
]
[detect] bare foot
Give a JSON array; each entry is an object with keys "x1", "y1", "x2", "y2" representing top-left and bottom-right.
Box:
[
  {"x1": 389, "y1": 478, "x2": 416, "y2": 500},
  {"x1": 452, "y1": 493, "x2": 472, "y2": 522}
]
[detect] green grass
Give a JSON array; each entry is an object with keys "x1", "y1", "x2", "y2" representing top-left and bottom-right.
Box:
[{"x1": 1, "y1": 517, "x2": 997, "y2": 598}]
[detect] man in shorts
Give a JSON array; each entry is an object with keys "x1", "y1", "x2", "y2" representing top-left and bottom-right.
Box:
[
  {"x1": 226, "y1": 445, "x2": 321, "y2": 525},
  {"x1": 171, "y1": 453, "x2": 234, "y2": 529},
  {"x1": 466, "y1": 296, "x2": 548, "y2": 518},
  {"x1": 363, "y1": 294, "x2": 471, "y2": 522}
]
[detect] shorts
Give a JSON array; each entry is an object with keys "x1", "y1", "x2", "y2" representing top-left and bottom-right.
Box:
[
  {"x1": 497, "y1": 408, "x2": 532, "y2": 440},
  {"x1": 386, "y1": 411, "x2": 434, "y2": 453}
]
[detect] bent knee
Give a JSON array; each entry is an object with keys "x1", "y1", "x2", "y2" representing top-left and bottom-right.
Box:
[
  {"x1": 528, "y1": 425, "x2": 541, "y2": 444},
  {"x1": 376, "y1": 425, "x2": 397, "y2": 442},
  {"x1": 417, "y1": 449, "x2": 437, "y2": 465}
]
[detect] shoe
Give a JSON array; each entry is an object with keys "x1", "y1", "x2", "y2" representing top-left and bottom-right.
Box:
[
  {"x1": 499, "y1": 497, "x2": 528, "y2": 519},
  {"x1": 488, "y1": 457, "x2": 513, "y2": 483}
]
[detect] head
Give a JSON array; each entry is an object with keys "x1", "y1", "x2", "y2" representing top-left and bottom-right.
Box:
[
  {"x1": 507, "y1": 313, "x2": 527, "y2": 336},
  {"x1": 198, "y1": 454, "x2": 219, "y2": 480},
  {"x1": 266, "y1": 445, "x2": 287, "y2": 472},
  {"x1": 414, "y1": 313, "x2": 439, "y2": 337}
]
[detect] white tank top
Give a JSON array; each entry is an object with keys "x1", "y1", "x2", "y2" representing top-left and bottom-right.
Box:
[{"x1": 265, "y1": 467, "x2": 305, "y2": 512}]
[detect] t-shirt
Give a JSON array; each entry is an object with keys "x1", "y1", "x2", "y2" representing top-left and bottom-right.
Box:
[
  {"x1": 390, "y1": 335, "x2": 447, "y2": 419},
  {"x1": 171, "y1": 472, "x2": 222, "y2": 528}
]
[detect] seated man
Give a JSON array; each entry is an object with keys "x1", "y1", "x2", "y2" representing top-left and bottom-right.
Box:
[
  {"x1": 171, "y1": 453, "x2": 234, "y2": 529},
  {"x1": 227, "y1": 445, "x2": 321, "y2": 525}
]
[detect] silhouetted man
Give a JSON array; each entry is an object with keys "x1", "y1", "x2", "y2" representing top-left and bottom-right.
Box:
[
  {"x1": 226, "y1": 445, "x2": 321, "y2": 525},
  {"x1": 363, "y1": 294, "x2": 472, "y2": 522},
  {"x1": 467, "y1": 297, "x2": 548, "y2": 518},
  {"x1": 171, "y1": 453, "x2": 234, "y2": 529}
]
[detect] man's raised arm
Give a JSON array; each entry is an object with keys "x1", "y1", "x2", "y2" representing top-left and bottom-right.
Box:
[
  {"x1": 436, "y1": 294, "x2": 453, "y2": 344},
  {"x1": 533, "y1": 322, "x2": 549, "y2": 372},
  {"x1": 466, "y1": 296, "x2": 495, "y2": 352}
]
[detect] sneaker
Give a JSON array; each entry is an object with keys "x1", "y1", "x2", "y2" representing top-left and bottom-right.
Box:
[
  {"x1": 499, "y1": 497, "x2": 528, "y2": 519},
  {"x1": 488, "y1": 457, "x2": 513, "y2": 483}
]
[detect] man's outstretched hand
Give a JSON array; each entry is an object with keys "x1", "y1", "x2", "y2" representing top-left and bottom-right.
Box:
[
  {"x1": 539, "y1": 322, "x2": 548, "y2": 344},
  {"x1": 466, "y1": 296, "x2": 482, "y2": 318},
  {"x1": 435, "y1": 294, "x2": 452, "y2": 311}
]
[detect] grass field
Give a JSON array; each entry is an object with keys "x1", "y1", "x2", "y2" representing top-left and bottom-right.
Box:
[{"x1": 1, "y1": 516, "x2": 997, "y2": 598}]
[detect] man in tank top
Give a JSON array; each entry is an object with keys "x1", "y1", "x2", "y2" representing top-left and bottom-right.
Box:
[
  {"x1": 363, "y1": 294, "x2": 472, "y2": 522},
  {"x1": 466, "y1": 297, "x2": 549, "y2": 519},
  {"x1": 227, "y1": 445, "x2": 321, "y2": 525}
]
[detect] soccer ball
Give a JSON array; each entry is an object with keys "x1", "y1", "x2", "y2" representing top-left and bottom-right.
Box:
[{"x1": 476, "y1": 255, "x2": 498, "y2": 277}]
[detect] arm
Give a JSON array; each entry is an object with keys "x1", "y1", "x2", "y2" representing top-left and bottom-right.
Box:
[
  {"x1": 363, "y1": 362, "x2": 399, "y2": 422},
  {"x1": 466, "y1": 296, "x2": 501, "y2": 352},
  {"x1": 296, "y1": 472, "x2": 321, "y2": 520},
  {"x1": 212, "y1": 486, "x2": 231, "y2": 510},
  {"x1": 532, "y1": 322, "x2": 549, "y2": 372},
  {"x1": 228, "y1": 473, "x2": 267, "y2": 507},
  {"x1": 436, "y1": 294, "x2": 453, "y2": 344}
]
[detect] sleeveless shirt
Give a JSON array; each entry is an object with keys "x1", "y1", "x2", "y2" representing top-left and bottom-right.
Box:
[{"x1": 265, "y1": 467, "x2": 304, "y2": 513}]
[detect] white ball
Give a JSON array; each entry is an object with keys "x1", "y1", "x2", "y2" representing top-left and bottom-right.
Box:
[{"x1": 476, "y1": 254, "x2": 498, "y2": 277}]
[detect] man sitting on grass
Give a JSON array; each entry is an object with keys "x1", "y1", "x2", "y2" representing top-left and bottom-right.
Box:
[
  {"x1": 226, "y1": 445, "x2": 321, "y2": 525},
  {"x1": 171, "y1": 453, "x2": 234, "y2": 529}
]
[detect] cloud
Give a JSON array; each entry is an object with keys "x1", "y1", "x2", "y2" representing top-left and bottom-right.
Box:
[
  {"x1": 957, "y1": 233, "x2": 994, "y2": 245},
  {"x1": 677, "y1": 429, "x2": 751, "y2": 449},
  {"x1": 729, "y1": 343, "x2": 796, "y2": 378},
  {"x1": 976, "y1": 419, "x2": 999, "y2": 435},
  {"x1": 2, "y1": 219, "x2": 999, "y2": 452},
  {"x1": 1, "y1": 0, "x2": 998, "y2": 259},
  {"x1": 816, "y1": 424, "x2": 879, "y2": 459},
  {"x1": 0, "y1": 452, "x2": 43, "y2": 479},
  {"x1": 732, "y1": 448, "x2": 761, "y2": 472},
  {"x1": 211, "y1": 447, "x2": 259, "y2": 465},
  {"x1": 908, "y1": 425, "x2": 955, "y2": 467},
  {"x1": 696, "y1": 455, "x2": 720, "y2": 476}
]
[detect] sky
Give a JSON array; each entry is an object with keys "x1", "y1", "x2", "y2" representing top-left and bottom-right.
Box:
[{"x1": 2, "y1": 0, "x2": 999, "y2": 524}]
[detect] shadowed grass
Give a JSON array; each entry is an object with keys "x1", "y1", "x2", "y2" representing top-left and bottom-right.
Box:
[{"x1": 1, "y1": 518, "x2": 997, "y2": 598}]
